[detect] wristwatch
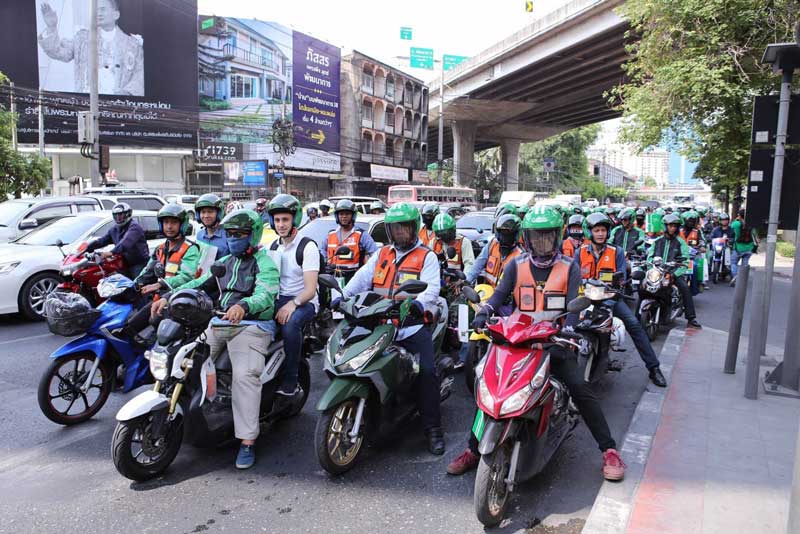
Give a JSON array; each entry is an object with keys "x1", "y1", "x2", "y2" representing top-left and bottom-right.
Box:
[{"x1": 292, "y1": 297, "x2": 302, "y2": 307}]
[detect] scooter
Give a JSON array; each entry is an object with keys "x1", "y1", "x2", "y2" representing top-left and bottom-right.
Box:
[
  {"x1": 38, "y1": 273, "x2": 152, "y2": 425},
  {"x1": 111, "y1": 264, "x2": 311, "y2": 481},
  {"x1": 575, "y1": 278, "x2": 630, "y2": 383},
  {"x1": 635, "y1": 256, "x2": 685, "y2": 341},
  {"x1": 313, "y1": 274, "x2": 454, "y2": 475},
  {"x1": 55, "y1": 240, "x2": 125, "y2": 306},
  {"x1": 464, "y1": 283, "x2": 494, "y2": 394},
  {"x1": 710, "y1": 237, "x2": 732, "y2": 283}
]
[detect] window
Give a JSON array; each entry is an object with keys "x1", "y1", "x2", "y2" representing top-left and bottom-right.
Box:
[
  {"x1": 370, "y1": 222, "x2": 388, "y2": 246},
  {"x1": 362, "y1": 100, "x2": 373, "y2": 123},
  {"x1": 75, "y1": 202, "x2": 99, "y2": 212},
  {"x1": 385, "y1": 108, "x2": 394, "y2": 131},
  {"x1": 122, "y1": 197, "x2": 165, "y2": 211},
  {"x1": 29, "y1": 205, "x2": 71, "y2": 226},
  {"x1": 89, "y1": 221, "x2": 114, "y2": 240},
  {"x1": 386, "y1": 77, "x2": 395, "y2": 99},
  {"x1": 100, "y1": 199, "x2": 115, "y2": 209},
  {"x1": 361, "y1": 133, "x2": 373, "y2": 155},
  {"x1": 385, "y1": 139, "x2": 394, "y2": 159},
  {"x1": 361, "y1": 68, "x2": 374, "y2": 93},
  {"x1": 231, "y1": 74, "x2": 257, "y2": 98},
  {"x1": 137, "y1": 215, "x2": 163, "y2": 240}
]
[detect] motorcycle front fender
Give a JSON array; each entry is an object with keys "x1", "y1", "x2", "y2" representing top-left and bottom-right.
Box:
[
  {"x1": 116, "y1": 390, "x2": 170, "y2": 422},
  {"x1": 316, "y1": 378, "x2": 371, "y2": 412},
  {"x1": 478, "y1": 418, "x2": 518, "y2": 456},
  {"x1": 639, "y1": 298, "x2": 658, "y2": 313},
  {"x1": 50, "y1": 335, "x2": 107, "y2": 361}
]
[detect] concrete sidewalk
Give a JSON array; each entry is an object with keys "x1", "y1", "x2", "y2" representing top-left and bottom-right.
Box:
[{"x1": 584, "y1": 327, "x2": 800, "y2": 534}]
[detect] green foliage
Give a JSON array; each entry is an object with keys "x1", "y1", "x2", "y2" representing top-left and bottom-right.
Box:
[
  {"x1": 607, "y1": 187, "x2": 629, "y2": 202},
  {"x1": 518, "y1": 125, "x2": 600, "y2": 191},
  {"x1": 777, "y1": 239, "x2": 796, "y2": 259},
  {"x1": 613, "y1": 0, "x2": 798, "y2": 204},
  {"x1": 199, "y1": 96, "x2": 231, "y2": 111},
  {"x1": 644, "y1": 176, "x2": 658, "y2": 188},
  {"x1": 580, "y1": 178, "x2": 606, "y2": 200}
]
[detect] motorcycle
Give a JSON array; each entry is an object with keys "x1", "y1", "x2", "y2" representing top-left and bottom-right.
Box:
[
  {"x1": 55, "y1": 239, "x2": 125, "y2": 306},
  {"x1": 710, "y1": 237, "x2": 732, "y2": 283},
  {"x1": 38, "y1": 273, "x2": 152, "y2": 425},
  {"x1": 313, "y1": 274, "x2": 454, "y2": 475},
  {"x1": 439, "y1": 247, "x2": 471, "y2": 361},
  {"x1": 463, "y1": 283, "x2": 494, "y2": 394},
  {"x1": 112, "y1": 264, "x2": 312, "y2": 481},
  {"x1": 635, "y1": 256, "x2": 685, "y2": 341}
]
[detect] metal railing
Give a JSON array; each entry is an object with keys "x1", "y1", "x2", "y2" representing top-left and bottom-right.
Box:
[{"x1": 223, "y1": 44, "x2": 282, "y2": 72}]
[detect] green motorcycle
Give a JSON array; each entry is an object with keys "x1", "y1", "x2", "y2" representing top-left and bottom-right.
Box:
[{"x1": 314, "y1": 274, "x2": 454, "y2": 475}]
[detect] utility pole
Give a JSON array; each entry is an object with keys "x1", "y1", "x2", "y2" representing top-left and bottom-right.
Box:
[
  {"x1": 9, "y1": 82, "x2": 17, "y2": 151},
  {"x1": 437, "y1": 61, "x2": 444, "y2": 185},
  {"x1": 89, "y1": 0, "x2": 101, "y2": 187}
]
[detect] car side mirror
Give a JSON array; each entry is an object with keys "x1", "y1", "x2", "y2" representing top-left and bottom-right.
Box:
[
  {"x1": 631, "y1": 270, "x2": 646, "y2": 281},
  {"x1": 462, "y1": 286, "x2": 481, "y2": 304},
  {"x1": 19, "y1": 218, "x2": 38, "y2": 230},
  {"x1": 210, "y1": 262, "x2": 226, "y2": 278},
  {"x1": 567, "y1": 296, "x2": 591, "y2": 313},
  {"x1": 447, "y1": 246, "x2": 457, "y2": 259},
  {"x1": 153, "y1": 263, "x2": 167, "y2": 279},
  {"x1": 396, "y1": 279, "x2": 428, "y2": 295}
]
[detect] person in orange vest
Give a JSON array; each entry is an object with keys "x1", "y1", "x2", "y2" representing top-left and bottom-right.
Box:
[
  {"x1": 432, "y1": 213, "x2": 475, "y2": 274},
  {"x1": 447, "y1": 205, "x2": 626, "y2": 481},
  {"x1": 465, "y1": 214, "x2": 523, "y2": 287},
  {"x1": 574, "y1": 213, "x2": 667, "y2": 387},
  {"x1": 333, "y1": 202, "x2": 445, "y2": 455},
  {"x1": 561, "y1": 214, "x2": 587, "y2": 258},
  {"x1": 325, "y1": 199, "x2": 377, "y2": 283},
  {"x1": 419, "y1": 203, "x2": 444, "y2": 254}
]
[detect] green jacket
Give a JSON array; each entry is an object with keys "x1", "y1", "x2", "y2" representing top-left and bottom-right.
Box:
[
  {"x1": 731, "y1": 219, "x2": 756, "y2": 253},
  {"x1": 609, "y1": 225, "x2": 646, "y2": 255},
  {"x1": 134, "y1": 238, "x2": 202, "y2": 290},
  {"x1": 648, "y1": 234, "x2": 691, "y2": 277}
]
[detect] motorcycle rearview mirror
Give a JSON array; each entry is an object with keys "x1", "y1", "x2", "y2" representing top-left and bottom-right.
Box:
[
  {"x1": 631, "y1": 270, "x2": 646, "y2": 281},
  {"x1": 447, "y1": 246, "x2": 457, "y2": 259},
  {"x1": 396, "y1": 279, "x2": 428, "y2": 295},
  {"x1": 318, "y1": 274, "x2": 343, "y2": 293},
  {"x1": 567, "y1": 296, "x2": 591, "y2": 314},
  {"x1": 210, "y1": 262, "x2": 226, "y2": 278},
  {"x1": 461, "y1": 286, "x2": 481, "y2": 304},
  {"x1": 612, "y1": 271, "x2": 625, "y2": 286},
  {"x1": 335, "y1": 245, "x2": 351, "y2": 257},
  {"x1": 54, "y1": 239, "x2": 66, "y2": 258}
]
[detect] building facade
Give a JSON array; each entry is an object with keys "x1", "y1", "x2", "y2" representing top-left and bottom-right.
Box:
[
  {"x1": 587, "y1": 146, "x2": 670, "y2": 188},
  {"x1": 588, "y1": 158, "x2": 631, "y2": 188}
]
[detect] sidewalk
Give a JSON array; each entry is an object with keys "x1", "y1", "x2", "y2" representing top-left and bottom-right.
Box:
[
  {"x1": 749, "y1": 252, "x2": 795, "y2": 279},
  {"x1": 584, "y1": 327, "x2": 800, "y2": 534}
]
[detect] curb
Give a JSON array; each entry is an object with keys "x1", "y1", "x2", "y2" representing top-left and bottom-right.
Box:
[{"x1": 581, "y1": 328, "x2": 687, "y2": 534}]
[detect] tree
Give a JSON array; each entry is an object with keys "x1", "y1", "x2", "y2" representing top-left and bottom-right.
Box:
[
  {"x1": 612, "y1": 0, "x2": 798, "y2": 208},
  {"x1": 518, "y1": 125, "x2": 600, "y2": 192},
  {"x1": 643, "y1": 176, "x2": 658, "y2": 188}
]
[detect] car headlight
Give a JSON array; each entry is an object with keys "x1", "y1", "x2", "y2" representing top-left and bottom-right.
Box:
[
  {"x1": 147, "y1": 350, "x2": 169, "y2": 381},
  {"x1": 336, "y1": 332, "x2": 389, "y2": 372},
  {"x1": 477, "y1": 377, "x2": 494, "y2": 413},
  {"x1": 0, "y1": 261, "x2": 20, "y2": 275},
  {"x1": 584, "y1": 284, "x2": 614, "y2": 301}
]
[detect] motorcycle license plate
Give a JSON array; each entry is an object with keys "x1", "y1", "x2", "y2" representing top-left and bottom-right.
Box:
[
  {"x1": 472, "y1": 410, "x2": 486, "y2": 441},
  {"x1": 458, "y1": 304, "x2": 470, "y2": 343}
]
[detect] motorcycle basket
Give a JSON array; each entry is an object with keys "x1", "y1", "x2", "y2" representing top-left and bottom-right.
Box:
[{"x1": 44, "y1": 292, "x2": 101, "y2": 337}]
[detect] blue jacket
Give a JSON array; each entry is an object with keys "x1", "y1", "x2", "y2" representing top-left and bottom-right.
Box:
[
  {"x1": 88, "y1": 221, "x2": 149, "y2": 267},
  {"x1": 197, "y1": 226, "x2": 230, "y2": 259}
]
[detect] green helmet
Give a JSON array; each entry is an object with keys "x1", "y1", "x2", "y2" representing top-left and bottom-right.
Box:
[
  {"x1": 517, "y1": 204, "x2": 530, "y2": 218},
  {"x1": 681, "y1": 210, "x2": 699, "y2": 225},
  {"x1": 195, "y1": 193, "x2": 224, "y2": 224},
  {"x1": 267, "y1": 193, "x2": 303, "y2": 230},
  {"x1": 222, "y1": 209, "x2": 264, "y2": 248},
  {"x1": 522, "y1": 206, "x2": 562, "y2": 257},
  {"x1": 420, "y1": 203, "x2": 440, "y2": 228},
  {"x1": 494, "y1": 202, "x2": 518, "y2": 219},
  {"x1": 385, "y1": 202, "x2": 420, "y2": 251},
  {"x1": 432, "y1": 213, "x2": 456, "y2": 243},
  {"x1": 522, "y1": 205, "x2": 562, "y2": 230},
  {"x1": 158, "y1": 203, "x2": 190, "y2": 236},
  {"x1": 619, "y1": 208, "x2": 635, "y2": 221}
]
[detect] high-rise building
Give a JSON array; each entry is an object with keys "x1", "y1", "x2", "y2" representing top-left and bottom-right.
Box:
[{"x1": 587, "y1": 145, "x2": 670, "y2": 188}]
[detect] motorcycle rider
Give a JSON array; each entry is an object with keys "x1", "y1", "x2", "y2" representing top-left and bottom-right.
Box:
[
  {"x1": 151, "y1": 209, "x2": 279, "y2": 470},
  {"x1": 195, "y1": 193, "x2": 229, "y2": 259},
  {"x1": 679, "y1": 210, "x2": 706, "y2": 295},
  {"x1": 466, "y1": 214, "x2": 523, "y2": 287},
  {"x1": 575, "y1": 213, "x2": 668, "y2": 386},
  {"x1": 610, "y1": 208, "x2": 646, "y2": 257},
  {"x1": 334, "y1": 203, "x2": 446, "y2": 455},
  {"x1": 369, "y1": 200, "x2": 386, "y2": 214},
  {"x1": 446, "y1": 206, "x2": 626, "y2": 481},
  {"x1": 325, "y1": 199, "x2": 378, "y2": 283},
  {"x1": 730, "y1": 209, "x2": 758, "y2": 287},
  {"x1": 419, "y1": 203, "x2": 444, "y2": 253},
  {"x1": 561, "y1": 214, "x2": 586, "y2": 258},
  {"x1": 306, "y1": 206, "x2": 319, "y2": 222},
  {"x1": 266, "y1": 194, "x2": 319, "y2": 402},
  {"x1": 255, "y1": 197, "x2": 269, "y2": 223},
  {"x1": 319, "y1": 199, "x2": 333, "y2": 217},
  {"x1": 433, "y1": 213, "x2": 474, "y2": 274},
  {"x1": 86, "y1": 202, "x2": 149, "y2": 280},
  {"x1": 648, "y1": 214, "x2": 702, "y2": 328},
  {"x1": 635, "y1": 208, "x2": 647, "y2": 231}
]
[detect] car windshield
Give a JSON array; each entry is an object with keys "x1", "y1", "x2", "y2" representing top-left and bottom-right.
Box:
[
  {"x1": 181, "y1": 195, "x2": 199, "y2": 203},
  {"x1": 16, "y1": 215, "x2": 104, "y2": 246},
  {"x1": 457, "y1": 214, "x2": 493, "y2": 231},
  {"x1": 0, "y1": 201, "x2": 32, "y2": 227},
  {"x1": 298, "y1": 218, "x2": 370, "y2": 249}
]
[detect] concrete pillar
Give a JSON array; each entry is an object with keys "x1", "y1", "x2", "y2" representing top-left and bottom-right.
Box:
[
  {"x1": 452, "y1": 121, "x2": 477, "y2": 186},
  {"x1": 501, "y1": 139, "x2": 521, "y2": 191}
]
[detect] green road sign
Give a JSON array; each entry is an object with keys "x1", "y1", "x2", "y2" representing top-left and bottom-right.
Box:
[
  {"x1": 400, "y1": 27, "x2": 413, "y2": 40},
  {"x1": 201, "y1": 17, "x2": 214, "y2": 30},
  {"x1": 410, "y1": 47, "x2": 434, "y2": 70},
  {"x1": 443, "y1": 54, "x2": 468, "y2": 71}
]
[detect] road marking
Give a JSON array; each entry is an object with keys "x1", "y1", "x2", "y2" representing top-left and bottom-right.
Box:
[{"x1": 0, "y1": 333, "x2": 55, "y2": 346}]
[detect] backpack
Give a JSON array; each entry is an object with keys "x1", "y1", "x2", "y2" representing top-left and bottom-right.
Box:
[
  {"x1": 269, "y1": 236, "x2": 326, "y2": 271},
  {"x1": 737, "y1": 222, "x2": 752, "y2": 244}
]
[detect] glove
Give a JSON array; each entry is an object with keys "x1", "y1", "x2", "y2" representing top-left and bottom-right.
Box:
[
  {"x1": 410, "y1": 300, "x2": 425, "y2": 318},
  {"x1": 331, "y1": 297, "x2": 342, "y2": 311},
  {"x1": 472, "y1": 311, "x2": 488, "y2": 330}
]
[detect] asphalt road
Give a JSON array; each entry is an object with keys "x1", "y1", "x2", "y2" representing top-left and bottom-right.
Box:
[{"x1": 0, "y1": 273, "x2": 790, "y2": 534}]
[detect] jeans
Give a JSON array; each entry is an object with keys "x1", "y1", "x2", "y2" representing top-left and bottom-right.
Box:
[
  {"x1": 398, "y1": 326, "x2": 442, "y2": 430},
  {"x1": 613, "y1": 300, "x2": 660, "y2": 370},
  {"x1": 731, "y1": 250, "x2": 752, "y2": 278},
  {"x1": 469, "y1": 346, "x2": 615, "y2": 453},
  {"x1": 275, "y1": 295, "x2": 316, "y2": 390},
  {"x1": 674, "y1": 276, "x2": 696, "y2": 320}
]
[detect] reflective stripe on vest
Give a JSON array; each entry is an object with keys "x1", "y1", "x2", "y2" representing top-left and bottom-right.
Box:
[
  {"x1": 156, "y1": 240, "x2": 191, "y2": 278},
  {"x1": 327, "y1": 229, "x2": 363, "y2": 269},
  {"x1": 513, "y1": 256, "x2": 571, "y2": 321},
  {"x1": 483, "y1": 240, "x2": 521, "y2": 286},
  {"x1": 578, "y1": 244, "x2": 618, "y2": 281},
  {"x1": 372, "y1": 245, "x2": 429, "y2": 300},
  {"x1": 446, "y1": 237, "x2": 464, "y2": 271}
]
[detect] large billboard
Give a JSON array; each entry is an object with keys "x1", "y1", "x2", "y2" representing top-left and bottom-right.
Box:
[
  {"x1": 198, "y1": 17, "x2": 341, "y2": 172},
  {"x1": 0, "y1": 0, "x2": 198, "y2": 147}
]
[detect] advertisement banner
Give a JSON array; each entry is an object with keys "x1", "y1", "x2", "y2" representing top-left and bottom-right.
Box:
[
  {"x1": 0, "y1": 0, "x2": 198, "y2": 147},
  {"x1": 243, "y1": 161, "x2": 267, "y2": 187},
  {"x1": 371, "y1": 164, "x2": 408, "y2": 181}
]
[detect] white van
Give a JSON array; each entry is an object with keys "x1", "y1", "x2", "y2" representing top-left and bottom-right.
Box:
[{"x1": 499, "y1": 191, "x2": 536, "y2": 207}]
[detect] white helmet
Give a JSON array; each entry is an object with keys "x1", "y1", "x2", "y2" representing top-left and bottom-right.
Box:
[{"x1": 610, "y1": 317, "x2": 627, "y2": 351}]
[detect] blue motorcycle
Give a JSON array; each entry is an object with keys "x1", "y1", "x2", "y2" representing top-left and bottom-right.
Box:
[{"x1": 38, "y1": 274, "x2": 153, "y2": 425}]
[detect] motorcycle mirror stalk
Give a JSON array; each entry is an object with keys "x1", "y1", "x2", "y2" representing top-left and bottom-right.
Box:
[
  {"x1": 462, "y1": 286, "x2": 481, "y2": 304},
  {"x1": 318, "y1": 274, "x2": 344, "y2": 294}
]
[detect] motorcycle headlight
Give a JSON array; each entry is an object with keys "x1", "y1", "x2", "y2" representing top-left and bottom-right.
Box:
[
  {"x1": 97, "y1": 277, "x2": 127, "y2": 298},
  {"x1": 336, "y1": 332, "x2": 389, "y2": 372},
  {"x1": 500, "y1": 384, "x2": 533, "y2": 416},
  {"x1": 147, "y1": 350, "x2": 169, "y2": 381},
  {"x1": 474, "y1": 354, "x2": 487, "y2": 379},
  {"x1": 646, "y1": 269, "x2": 662, "y2": 285},
  {"x1": 477, "y1": 377, "x2": 494, "y2": 413},
  {"x1": 0, "y1": 261, "x2": 20, "y2": 275},
  {"x1": 584, "y1": 284, "x2": 614, "y2": 301}
]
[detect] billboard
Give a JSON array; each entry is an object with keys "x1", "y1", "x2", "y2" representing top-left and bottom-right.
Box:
[
  {"x1": 198, "y1": 17, "x2": 341, "y2": 172},
  {"x1": 0, "y1": 0, "x2": 199, "y2": 147}
]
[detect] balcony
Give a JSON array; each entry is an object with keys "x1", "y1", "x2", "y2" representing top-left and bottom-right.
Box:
[{"x1": 223, "y1": 44, "x2": 282, "y2": 73}]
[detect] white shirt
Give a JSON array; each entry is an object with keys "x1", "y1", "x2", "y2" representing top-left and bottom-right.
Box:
[
  {"x1": 275, "y1": 236, "x2": 320, "y2": 310},
  {"x1": 98, "y1": 26, "x2": 118, "y2": 94}
]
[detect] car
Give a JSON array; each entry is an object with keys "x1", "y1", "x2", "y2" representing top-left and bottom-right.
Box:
[
  {"x1": 297, "y1": 214, "x2": 388, "y2": 259},
  {"x1": 0, "y1": 210, "x2": 176, "y2": 321},
  {"x1": 328, "y1": 196, "x2": 384, "y2": 215},
  {"x1": 585, "y1": 198, "x2": 599, "y2": 208},
  {"x1": 164, "y1": 194, "x2": 201, "y2": 220},
  {"x1": 0, "y1": 196, "x2": 103, "y2": 243},
  {"x1": 456, "y1": 212, "x2": 495, "y2": 256},
  {"x1": 83, "y1": 192, "x2": 166, "y2": 212}
]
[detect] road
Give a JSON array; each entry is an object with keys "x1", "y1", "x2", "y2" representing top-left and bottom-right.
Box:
[{"x1": 0, "y1": 271, "x2": 791, "y2": 534}]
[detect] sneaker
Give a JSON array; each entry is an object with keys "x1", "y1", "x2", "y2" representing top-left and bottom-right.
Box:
[
  {"x1": 235, "y1": 444, "x2": 256, "y2": 469},
  {"x1": 602, "y1": 448, "x2": 626, "y2": 481},
  {"x1": 446, "y1": 448, "x2": 479, "y2": 475},
  {"x1": 687, "y1": 318, "x2": 702, "y2": 329}
]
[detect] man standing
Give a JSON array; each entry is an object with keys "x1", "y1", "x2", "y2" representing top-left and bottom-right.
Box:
[
  {"x1": 730, "y1": 209, "x2": 757, "y2": 287},
  {"x1": 86, "y1": 202, "x2": 149, "y2": 280},
  {"x1": 195, "y1": 193, "x2": 229, "y2": 259},
  {"x1": 39, "y1": 0, "x2": 144, "y2": 96},
  {"x1": 325, "y1": 199, "x2": 377, "y2": 283}
]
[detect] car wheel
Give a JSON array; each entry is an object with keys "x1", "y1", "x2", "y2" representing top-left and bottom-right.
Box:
[{"x1": 20, "y1": 271, "x2": 62, "y2": 321}]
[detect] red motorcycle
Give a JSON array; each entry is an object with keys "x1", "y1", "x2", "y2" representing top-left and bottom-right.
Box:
[
  {"x1": 462, "y1": 288, "x2": 582, "y2": 527},
  {"x1": 56, "y1": 241, "x2": 126, "y2": 305}
]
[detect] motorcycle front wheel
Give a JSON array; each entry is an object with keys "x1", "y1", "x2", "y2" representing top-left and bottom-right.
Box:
[
  {"x1": 111, "y1": 412, "x2": 184, "y2": 481},
  {"x1": 37, "y1": 352, "x2": 114, "y2": 425},
  {"x1": 474, "y1": 443, "x2": 513, "y2": 527},
  {"x1": 315, "y1": 398, "x2": 366, "y2": 475},
  {"x1": 640, "y1": 308, "x2": 658, "y2": 342}
]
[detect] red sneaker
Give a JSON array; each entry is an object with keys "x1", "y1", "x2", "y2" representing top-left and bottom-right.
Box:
[
  {"x1": 602, "y1": 448, "x2": 626, "y2": 481},
  {"x1": 446, "y1": 448, "x2": 479, "y2": 475}
]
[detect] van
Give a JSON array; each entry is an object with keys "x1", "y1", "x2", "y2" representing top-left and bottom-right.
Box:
[{"x1": 498, "y1": 191, "x2": 536, "y2": 207}]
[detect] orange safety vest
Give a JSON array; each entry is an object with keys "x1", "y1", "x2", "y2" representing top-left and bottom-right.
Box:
[
  {"x1": 578, "y1": 243, "x2": 618, "y2": 282},
  {"x1": 327, "y1": 229, "x2": 363, "y2": 270},
  {"x1": 483, "y1": 240, "x2": 522, "y2": 287},
  {"x1": 561, "y1": 237, "x2": 585, "y2": 259},
  {"x1": 372, "y1": 245, "x2": 430, "y2": 299},
  {"x1": 445, "y1": 237, "x2": 465, "y2": 271},
  {"x1": 155, "y1": 240, "x2": 192, "y2": 278},
  {"x1": 418, "y1": 227, "x2": 443, "y2": 255},
  {"x1": 513, "y1": 256, "x2": 571, "y2": 320},
  {"x1": 680, "y1": 228, "x2": 700, "y2": 247}
]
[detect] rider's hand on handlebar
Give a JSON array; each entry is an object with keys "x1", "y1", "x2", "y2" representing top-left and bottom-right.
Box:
[
  {"x1": 140, "y1": 283, "x2": 161, "y2": 296},
  {"x1": 223, "y1": 304, "x2": 245, "y2": 324},
  {"x1": 472, "y1": 311, "x2": 488, "y2": 330},
  {"x1": 151, "y1": 298, "x2": 168, "y2": 318}
]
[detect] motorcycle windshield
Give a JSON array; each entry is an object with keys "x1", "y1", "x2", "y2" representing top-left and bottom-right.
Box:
[{"x1": 487, "y1": 312, "x2": 559, "y2": 344}]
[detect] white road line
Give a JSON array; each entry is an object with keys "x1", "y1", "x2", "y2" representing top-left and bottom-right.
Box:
[{"x1": 0, "y1": 333, "x2": 55, "y2": 346}]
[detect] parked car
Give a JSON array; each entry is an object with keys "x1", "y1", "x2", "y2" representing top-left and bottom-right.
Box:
[
  {"x1": 83, "y1": 191, "x2": 166, "y2": 212},
  {"x1": 297, "y1": 214, "x2": 388, "y2": 255},
  {"x1": 0, "y1": 197, "x2": 103, "y2": 243},
  {"x1": 0, "y1": 210, "x2": 173, "y2": 321},
  {"x1": 456, "y1": 212, "x2": 495, "y2": 256},
  {"x1": 585, "y1": 198, "x2": 599, "y2": 208},
  {"x1": 164, "y1": 194, "x2": 200, "y2": 220}
]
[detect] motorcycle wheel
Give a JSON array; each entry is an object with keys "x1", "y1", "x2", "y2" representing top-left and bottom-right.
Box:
[
  {"x1": 37, "y1": 352, "x2": 113, "y2": 425},
  {"x1": 315, "y1": 398, "x2": 366, "y2": 475},
  {"x1": 465, "y1": 339, "x2": 487, "y2": 395},
  {"x1": 640, "y1": 309, "x2": 658, "y2": 342},
  {"x1": 111, "y1": 412, "x2": 184, "y2": 482},
  {"x1": 474, "y1": 443, "x2": 513, "y2": 527}
]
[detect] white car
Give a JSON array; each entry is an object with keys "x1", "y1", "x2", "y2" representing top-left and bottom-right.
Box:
[
  {"x1": 0, "y1": 211, "x2": 170, "y2": 321},
  {"x1": 164, "y1": 194, "x2": 201, "y2": 220},
  {"x1": 585, "y1": 198, "x2": 599, "y2": 208}
]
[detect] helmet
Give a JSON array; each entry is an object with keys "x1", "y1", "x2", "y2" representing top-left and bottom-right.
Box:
[
  {"x1": 385, "y1": 202, "x2": 420, "y2": 252},
  {"x1": 267, "y1": 194, "x2": 302, "y2": 231},
  {"x1": 44, "y1": 292, "x2": 101, "y2": 337},
  {"x1": 306, "y1": 206, "x2": 318, "y2": 217},
  {"x1": 255, "y1": 198, "x2": 267, "y2": 211},
  {"x1": 157, "y1": 203, "x2": 190, "y2": 236},
  {"x1": 681, "y1": 210, "x2": 699, "y2": 225},
  {"x1": 517, "y1": 204, "x2": 530, "y2": 218},
  {"x1": 420, "y1": 203, "x2": 440, "y2": 228},
  {"x1": 334, "y1": 199, "x2": 357, "y2": 225},
  {"x1": 494, "y1": 202, "x2": 518, "y2": 219},
  {"x1": 719, "y1": 212, "x2": 730, "y2": 221},
  {"x1": 567, "y1": 214, "x2": 585, "y2": 240},
  {"x1": 619, "y1": 208, "x2": 635, "y2": 221},
  {"x1": 663, "y1": 213, "x2": 681, "y2": 228},
  {"x1": 697, "y1": 206, "x2": 708, "y2": 216},
  {"x1": 573, "y1": 206, "x2": 584, "y2": 215},
  {"x1": 636, "y1": 208, "x2": 646, "y2": 217},
  {"x1": 369, "y1": 200, "x2": 385, "y2": 213},
  {"x1": 494, "y1": 214, "x2": 521, "y2": 249},
  {"x1": 432, "y1": 213, "x2": 456, "y2": 243},
  {"x1": 606, "y1": 206, "x2": 619, "y2": 216},
  {"x1": 111, "y1": 202, "x2": 132, "y2": 227},
  {"x1": 568, "y1": 214, "x2": 585, "y2": 227},
  {"x1": 195, "y1": 193, "x2": 224, "y2": 225},
  {"x1": 319, "y1": 199, "x2": 333, "y2": 213},
  {"x1": 610, "y1": 316, "x2": 627, "y2": 350},
  {"x1": 221, "y1": 209, "x2": 264, "y2": 248},
  {"x1": 521, "y1": 206, "x2": 562, "y2": 256},
  {"x1": 168, "y1": 289, "x2": 214, "y2": 331},
  {"x1": 586, "y1": 212, "x2": 612, "y2": 231}
]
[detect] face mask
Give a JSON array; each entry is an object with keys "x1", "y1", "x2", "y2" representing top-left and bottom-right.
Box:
[{"x1": 227, "y1": 236, "x2": 250, "y2": 256}]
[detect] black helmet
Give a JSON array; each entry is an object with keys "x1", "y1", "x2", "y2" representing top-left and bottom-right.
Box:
[
  {"x1": 663, "y1": 213, "x2": 681, "y2": 226},
  {"x1": 567, "y1": 214, "x2": 585, "y2": 227},
  {"x1": 494, "y1": 214, "x2": 521, "y2": 248},
  {"x1": 267, "y1": 194, "x2": 302, "y2": 231},
  {"x1": 195, "y1": 193, "x2": 224, "y2": 225},
  {"x1": 307, "y1": 206, "x2": 319, "y2": 217},
  {"x1": 111, "y1": 202, "x2": 132, "y2": 227},
  {"x1": 334, "y1": 199, "x2": 357, "y2": 225},
  {"x1": 168, "y1": 289, "x2": 214, "y2": 330},
  {"x1": 255, "y1": 198, "x2": 267, "y2": 212},
  {"x1": 636, "y1": 208, "x2": 646, "y2": 218},
  {"x1": 586, "y1": 212, "x2": 612, "y2": 231},
  {"x1": 420, "y1": 203, "x2": 440, "y2": 228},
  {"x1": 157, "y1": 203, "x2": 190, "y2": 236},
  {"x1": 573, "y1": 206, "x2": 584, "y2": 215}
]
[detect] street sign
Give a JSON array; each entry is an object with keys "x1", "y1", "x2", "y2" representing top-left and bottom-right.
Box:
[
  {"x1": 443, "y1": 54, "x2": 469, "y2": 71},
  {"x1": 400, "y1": 27, "x2": 413, "y2": 40},
  {"x1": 202, "y1": 142, "x2": 242, "y2": 161},
  {"x1": 410, "y1": 47, "x2": 434, "y2": 70},
  {"x1": 243, "y1": 161, "x2": 268, "y2": 187},
  {"x1": 273, "y1": 171, "x2": 285, "y2": 181},
  {"x1": 525, "y1": 1, "x2": 534, "y2": 12},
  {"x1": 483, "y1": 189, "x2": 490, "y2": 200},
  {"x1": 543, "y1": 157, "x2": 556, "y2": 172},
  {"x1": 745, "y1": 149, "x2": 800, "y2": 230},
  {"x1": 200, "y1": 17, "x2": 214, "y2": 30}
]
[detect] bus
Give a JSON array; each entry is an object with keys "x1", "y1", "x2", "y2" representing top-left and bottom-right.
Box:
[{"x1": 387, "y1": 185, "x2": 476, "y2": 206}]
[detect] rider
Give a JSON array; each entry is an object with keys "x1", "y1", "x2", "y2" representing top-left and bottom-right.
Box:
[
  {"x1": 306, "y1": 206, "x2": 319, "y2": 222},
  {"x1": 465, "y1": 214, "x2": 523, "y2": 287},
  {"x1": 709, "y1": 213, "x2": 735, "y2": 246},
  {"x1": 255, "y1": 197, "x2": 269, "y2": 223},
  {"x1": 419, "y1": 203, "x2": 444, "y2": 254},
  {"x1": 86, "y1": 202, "x2": 149, "y2": 280},
  {"x1": 635, "y1": 208, "x2": 647, "y2": 231},
  {"x1": 151, "y1": 209, "x2": 279, "y2": 470},
  {"x1": 561, "y1": 214, "x2": 586, "y2": 258},
  {"x1": 433, "y1": 213, "x2": 474, "y2": 274},
  {"x1": 679, "y1": 210, "x2": 706, "y2": 295},
  {"x1": 575, "y1": 213, "x2": 668, "y2": 387},
  {"x1": 605, "y1": 206, "x2": 620, "y2": 227},
  {"x1": 648, "y1": 214, "x2": 702, "y2": 328},
  {"x1": 325, "y1": 199, "x2": 377, "y2": 283},
  {"x1": 369, "y1": 201, "x2": 386, "y2": 215},
  {"x1": 335, "y1": 203, "x2": 446, "y2": 455},
  {"x1": 195, "y1": 193, "x2": 229, "y2": 259},
  {"x1": 610, "y1": 208, "x2": 646, "y2": 257},
  {"x1": 319, "y1": 199, "x2": 333, "y2": 217},
  {"x1": 446, "y1": 206, "x2": 626, "y2": 481},
  {"x1": 266, "y1": 194, "x2": 320, "y2": 402}
]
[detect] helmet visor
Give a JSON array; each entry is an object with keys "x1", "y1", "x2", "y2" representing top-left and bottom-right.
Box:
[
  {"x1": 525, "y1": 228, "x2": 558, "y2": 257},
  {"x1": 422, "y1": 214, "x2": 436, "y2": 228},
  {"x1": 113, "y1": 211, "x2": 128, "y2": 224},
  {"x1": 496, "y1": 229, "x2": 517, "y2": 248},
  {"x1": 435, "y1": 229, "x2": 455, "y2": 243},
  {"x1": 567, "y1": 226, "x2": 584, "y2": 240},
  {"x1": 387, "y1": 222, "x2": 417, "y2": 251}
]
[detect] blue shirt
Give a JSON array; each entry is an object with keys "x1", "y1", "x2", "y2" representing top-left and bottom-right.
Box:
[
  {"x1": 466, "y1": 238, "x2": 492, "y2": 283},
  {"x1": 197, "y1": 226, "x2": 229, "y2": 259}
]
